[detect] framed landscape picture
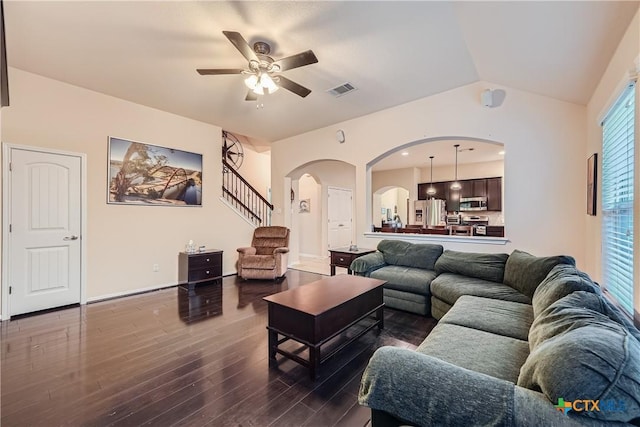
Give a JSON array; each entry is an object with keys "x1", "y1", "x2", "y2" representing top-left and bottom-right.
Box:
[
  {"x1": 108, "y1": 136, "x2": 203, "y2": 206},
  {"x1": 587, "y1": 153, "x2": 597, "y2": 216}
]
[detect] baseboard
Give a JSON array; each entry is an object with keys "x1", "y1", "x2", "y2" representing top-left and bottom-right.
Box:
[
  {"x1": 86, "y1": 282, "x2": 178, "y2": 303},
  {"x1": 298, "y1": 253, "x2": 328, "y2": 259},
  {"x1": 86, "y1": 273, "x2": 239, "y2": 304}
]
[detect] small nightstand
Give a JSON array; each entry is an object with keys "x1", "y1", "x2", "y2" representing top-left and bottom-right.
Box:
[
  {"x1": 178, "y1": 249, "x2": 223, "y2": 289},
  {"x1": 329, "y1": 247, "x2": 376, "y2": 276}
]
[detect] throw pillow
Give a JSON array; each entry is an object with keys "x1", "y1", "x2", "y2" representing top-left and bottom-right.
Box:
[
  {"x1": 531, "y1": 264, "x2": 601, "y2": 318},
  {"x1": 503, "y1": 250, "x2": 575, "y2": 298},
  {"x1": 434, "y1": 250, "x2": 509, "y2": 283}
]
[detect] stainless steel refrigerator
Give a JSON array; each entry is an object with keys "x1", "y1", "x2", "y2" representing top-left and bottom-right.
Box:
[{"x1": 413, "y1": 199, "x2": 446, "y2": 226}]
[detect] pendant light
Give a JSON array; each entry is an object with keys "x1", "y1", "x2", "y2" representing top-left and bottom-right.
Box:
[
  {"x1": 450, "y1": 144, "x2": 461, "y2": 190},
  {"x1": 426, "y1": 156, "x2": 436, "y2": 197}
]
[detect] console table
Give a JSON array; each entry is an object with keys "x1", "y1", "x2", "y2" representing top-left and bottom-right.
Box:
[
  {"x1": 329, "y1": 247, "x2": 376, "y2": 275},
  {"x1": 178, "y1": 249, "x2": 223, "y2": 290}
]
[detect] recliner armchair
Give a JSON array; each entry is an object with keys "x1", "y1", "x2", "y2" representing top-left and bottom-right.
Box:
[{"x1": 237, "y1": 226, "x2": 290, "y2": 280}]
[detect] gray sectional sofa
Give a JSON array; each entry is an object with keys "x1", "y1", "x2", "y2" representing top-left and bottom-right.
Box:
[{"x1": 353, "y1": 240, "x2": 640, "y2": 426}]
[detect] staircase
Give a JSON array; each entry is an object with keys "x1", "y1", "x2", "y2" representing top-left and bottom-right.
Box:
[{"x1": 222, "y1": 159, "x2": 273, "y2": 226}]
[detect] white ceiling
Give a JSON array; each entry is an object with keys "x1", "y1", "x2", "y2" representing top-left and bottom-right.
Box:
[
  {"x1": 372, "y1": 139, "x2": 504, "y2": 171},
  {"x1": 5, "y1": 1, "x2": 638, "y2": 146}
]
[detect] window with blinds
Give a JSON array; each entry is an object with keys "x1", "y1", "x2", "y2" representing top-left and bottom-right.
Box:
[{"x1": 601, "y1": 82, "x2": 635, "y2": 315}]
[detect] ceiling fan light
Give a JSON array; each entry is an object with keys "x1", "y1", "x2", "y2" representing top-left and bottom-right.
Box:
[
  {"x1": 261, "y1": 73, "x2": 279, "y2": 94},
  {"x1": 244, "y1": 74, "x2": 258, "y2": 89}
]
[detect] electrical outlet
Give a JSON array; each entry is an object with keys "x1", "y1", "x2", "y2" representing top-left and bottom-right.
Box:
[{"x1": 152, "y1": 263, "x2": 159, "y2": 272}]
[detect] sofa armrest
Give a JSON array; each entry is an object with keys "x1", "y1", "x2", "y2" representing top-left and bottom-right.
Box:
[
  {"x1": 360, "y1": 347, "x2": 603, "y2": 427},
  {"x1": 274, "y1": 247, "x2": 289, "y2": 254},
  {"x1": 350, "y1": 252, "x2": 386, "y2": 276},
  {"x1": 359, "y1": 346, "x2": 515, "y2": 426},
  {"x1": 237, "y1": 247, "x2": 257, "y2": 255}
]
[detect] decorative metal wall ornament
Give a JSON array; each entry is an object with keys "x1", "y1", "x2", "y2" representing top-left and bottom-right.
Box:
[{"x1": 222, "y1": 130, "x2": 244, "y2": 171}]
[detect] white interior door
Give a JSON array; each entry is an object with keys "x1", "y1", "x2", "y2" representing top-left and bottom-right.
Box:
[
  {"x1": 328, "y1": 187, "x2": 352, "y2": 250},
  {"x1": 8, "y1": 148, "x2": 82, "y2": 316}
]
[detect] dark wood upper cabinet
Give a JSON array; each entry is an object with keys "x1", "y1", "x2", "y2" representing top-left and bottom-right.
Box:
[
  {"x1": 418, "y1": 177, "x2": 501, "y2": 212},
  {"x1": 473, "y1": 179, "x2": 487, "y2": 197},
  {"x1": 486, "y1": 177, "x2": 502, "y2": 211},
  {"x1": 446, "y1": 186, "x2": 460, "y2": 212},
  {"x1": 458, "y1": 180, "x2": 474, "y2": 198}
]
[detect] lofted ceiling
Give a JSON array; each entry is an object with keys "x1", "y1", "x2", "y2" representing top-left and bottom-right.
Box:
[{"x1": 5, "y1": 1, "x2": 638, "y2": 146}]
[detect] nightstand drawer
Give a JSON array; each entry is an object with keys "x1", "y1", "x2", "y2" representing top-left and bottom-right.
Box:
[
  {"x1": 331, "y1": 252, "x2": 355, "y2": 268},
  {"x1": 189, "y1": 253, "x2": 222, "y2": 269},
  {"x1": 188, "y1": 267, "x2": 220, "y2": 282}
]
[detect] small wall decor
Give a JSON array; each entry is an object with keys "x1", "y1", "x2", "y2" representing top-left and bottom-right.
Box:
[
  {"x1": 587, "y1": 153, "x2": 597, "y2": 216},
  {"x1": 108, "y1": 136, "x2": 203, "y2": 206},
  {"x1": 299, "y1": 199, "x2": 310, "y2": 213}
]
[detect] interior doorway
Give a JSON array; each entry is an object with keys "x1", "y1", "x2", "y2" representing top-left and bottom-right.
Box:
[
  {"x1": 328, "y1": 186, "x2": 353, "y2": 250},
  {"x1": 2, "y1": 145, "x2": 86, "y2": 318}
]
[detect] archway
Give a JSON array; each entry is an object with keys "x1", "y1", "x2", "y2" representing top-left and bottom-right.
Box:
[
  {"x1": 285, "y1": 159, "x2": 356, "y2": 272},
  {"x1": 368, "y1": 137, "x2": 505, "y2": 232}
]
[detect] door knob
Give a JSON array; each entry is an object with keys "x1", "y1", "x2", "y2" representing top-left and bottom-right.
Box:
[{"x1": 63, "y1": 235, "x2": 79, "y2": 241}]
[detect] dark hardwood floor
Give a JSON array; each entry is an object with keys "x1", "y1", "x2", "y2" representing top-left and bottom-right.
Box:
[{"x1": 1, "y1": 270, "x2": 437, "y2": 426}]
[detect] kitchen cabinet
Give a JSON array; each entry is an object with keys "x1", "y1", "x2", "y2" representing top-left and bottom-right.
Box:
[
  {"x1": 487, "y1": 177, "x2": 502, "y2": 211},
  {"x1": 418, "y1": 177, "x2": 500, "y2": 212},
  {"x1": 446, "y1": 186, "x2": 460, "y2": 212},
  {"x1": 417, "y1": 183, "x2": 428, "y2": 200},
  {"x1": 473, "y1": 179, "x2": 487, "y2": 197},
  {"x1": 459, "y1": 180, "x2": 474, "y2": 198},
  {"x1": 418, "y1": 182, "x2": 446, "y2": 200}
]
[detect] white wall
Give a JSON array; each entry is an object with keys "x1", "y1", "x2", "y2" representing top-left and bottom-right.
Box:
[
  {"x1": 1, "y1": 69, "x2": 257, "y2": 307},
  {"x1": 271, "y1": 81, "x2": 587, "y2": 265},
  {"x1": 585, "y1": 9, "x2": 639, "y2": 305},
  {"x1": 298, "y1": 174, "x2": 321, "y2": 256},
  {"x1": 419, "y1": 159, "x2": 504, "y2": 182},
  {"x1": 239, "y1": 145, "x2": 271, "y2": 200}
]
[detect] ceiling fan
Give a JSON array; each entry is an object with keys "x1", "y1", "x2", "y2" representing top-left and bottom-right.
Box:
[{"x1": 197, "y1": 31, "x2": 318, "y2": 101}]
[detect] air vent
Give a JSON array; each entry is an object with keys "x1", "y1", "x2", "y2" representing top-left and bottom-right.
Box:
[{"x1": 326, "y1": 82, "x2": 357, "y2": 97}]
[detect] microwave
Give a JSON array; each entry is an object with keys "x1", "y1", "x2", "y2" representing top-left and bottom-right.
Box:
[{"x1": 459, "y1": 197, "x2": 487, "y2": 211}]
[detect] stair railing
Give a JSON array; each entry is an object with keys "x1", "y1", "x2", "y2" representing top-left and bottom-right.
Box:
[{"x1": 222, "y1": 159, "x2": 273, "y2": 226}]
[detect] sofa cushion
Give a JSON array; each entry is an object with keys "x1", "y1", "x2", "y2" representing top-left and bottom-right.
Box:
[
  {"x1": 440, "y1": 296, "x2": 533, "y2": 341},
  {"x1": 431, "y1": 273, "x2": 531, "y2": 306},
  {"x1": 383, "y1": 289, "x2": 429, "y2": 316},
  {"x1": 434, "y1": 250, "x2": 509, "y2": 283},
  {"x1": 370, "y1": 265, "x2": 437, "y2": 296},
  {"x1": 377, "y1": 240, "x2": 443, "y2": 271},
  {"x1": 417, "y1": 323, "x2": 530, "y2": 383},
  {"x1": 241, "y1": 255, "x2": 276, "y2": 270},
  {"x1": 518, "y1": 294, "x2": 640, "y2": 423},
  {"x1": 529, "y1": 291, "x2": 640, "y2": 350},
  {"x1": 531, "y1": 264, "x2": 601, "y2": 318},
  {"x1": 503, "y1": 250, "x2": 575, "y2": 299},
  {"x1": 430, "y1": 297, "x2": 452, "y2": 320}
]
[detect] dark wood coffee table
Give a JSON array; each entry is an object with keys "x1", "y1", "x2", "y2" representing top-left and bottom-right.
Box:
[{"x1": 263, "y1": 275, "x2": 386, "y2": 379}]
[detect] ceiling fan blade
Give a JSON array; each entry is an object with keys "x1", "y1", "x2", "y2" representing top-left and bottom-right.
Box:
[
  {"x1": 197, "y1": 68, "x2": 244, "y2": 75},
  {"x1": 273, "y1": 50, "x2": 318, "y2": 71},
  {"x1": 245, "y1": 90, "x2": 258, "y2": 101},
  {"x1": 223, "y1": 31, "x2": 259, "y2": 62},
  {"x1": 277, "y1": 76, "x2": 311, "y2": 98}
]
